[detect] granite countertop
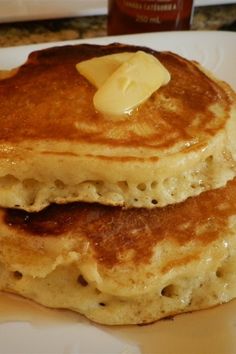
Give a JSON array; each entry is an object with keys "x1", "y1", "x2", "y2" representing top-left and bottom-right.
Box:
[{"x1": 0, "y1": 4, "x2": 236, "y2": 47}]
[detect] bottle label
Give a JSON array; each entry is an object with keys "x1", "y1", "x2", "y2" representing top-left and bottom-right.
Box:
[{"x1": 116, "y1": 0, "x2": 181, "y2": 24}]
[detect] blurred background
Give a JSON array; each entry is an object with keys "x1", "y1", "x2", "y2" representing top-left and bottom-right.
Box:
[{"x1": 0, "y1": 0, "x2": 235, "y2": 47}]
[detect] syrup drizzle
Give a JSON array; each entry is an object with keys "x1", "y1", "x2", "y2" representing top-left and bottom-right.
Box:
[
  {"x1": 0, "y1": 291, "x2": 235, "y2": 354},
  {"x1": 0, "y1": 292, "x2": 79, "y2": 326}
]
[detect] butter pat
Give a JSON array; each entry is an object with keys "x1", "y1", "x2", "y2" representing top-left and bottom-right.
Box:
[
  {"x1": 76, "y1": 52, "x2": 134, "y2": 88},
  {"x1": 93, "y1": 51, "x2": 171, "y2": 118}
]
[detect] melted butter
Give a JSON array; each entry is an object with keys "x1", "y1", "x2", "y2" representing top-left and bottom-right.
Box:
[{"x1": 76, "y1": 50, "x2": 170, "y2": 119}]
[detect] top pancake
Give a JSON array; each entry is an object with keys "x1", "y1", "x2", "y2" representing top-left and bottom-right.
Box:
[{"x1": 0, "y1": 43, "x2": 236, "y2": 211}]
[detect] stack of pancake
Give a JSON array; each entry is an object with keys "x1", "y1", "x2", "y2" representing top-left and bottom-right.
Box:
[{"x1": 0, "y1": 43, "x2": 236, "y2": 325}]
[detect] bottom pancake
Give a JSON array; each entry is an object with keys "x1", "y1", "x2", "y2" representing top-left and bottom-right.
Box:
[{"x1": 1, "y1": 179, "x2": 236, "y2": 325}]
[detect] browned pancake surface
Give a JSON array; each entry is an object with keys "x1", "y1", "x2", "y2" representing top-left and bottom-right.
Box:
[
  {"x1": 0, "y1": 43, "x2": 231, "y2": 148},
  {"x1": 4, "y1": 178, "x2": 236, "y2": 268}
]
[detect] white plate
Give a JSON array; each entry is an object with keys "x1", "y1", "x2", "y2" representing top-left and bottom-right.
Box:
[{"x1": 0, "y1": 30, "x2": 236, "y2": 354}]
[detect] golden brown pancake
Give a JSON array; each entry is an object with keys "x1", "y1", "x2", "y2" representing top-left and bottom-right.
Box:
[
  {"x1": 1, "y1": 178, "x2": 236, "y2": 325},
  {"x1": 0, "y1": 43, "x2": 236, "y2": 211}
]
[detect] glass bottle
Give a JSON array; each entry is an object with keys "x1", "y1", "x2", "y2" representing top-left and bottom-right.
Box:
[{"x1": 108, "y1": 0, "x2": 194, "y2": 35}]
